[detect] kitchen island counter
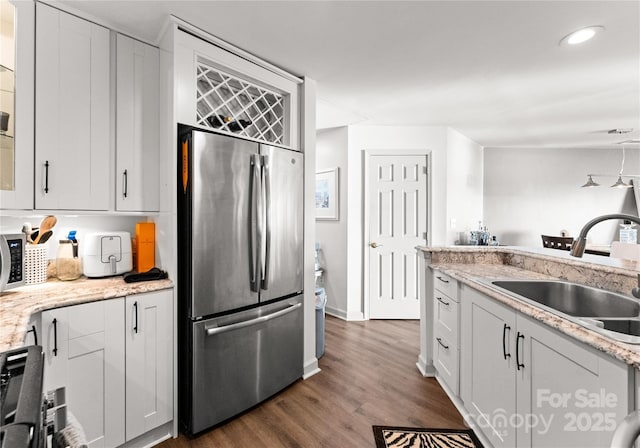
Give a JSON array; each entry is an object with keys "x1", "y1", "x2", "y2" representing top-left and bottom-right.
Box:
[
  {"x1": 0, "y1": 276, "x2": 173, "y2": 351},
  {"x1": 418, "y1": 246, "x2": 640, "y2": 370}
]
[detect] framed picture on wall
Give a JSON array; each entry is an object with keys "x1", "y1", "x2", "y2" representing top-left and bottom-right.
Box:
[{"x1": 316, "y1": 167, "x2": 339, "y2": 220}]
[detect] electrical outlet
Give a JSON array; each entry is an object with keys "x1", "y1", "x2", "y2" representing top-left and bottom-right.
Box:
[{"x1": 450, "y1": 218, "x2": 457, "y2": 229}]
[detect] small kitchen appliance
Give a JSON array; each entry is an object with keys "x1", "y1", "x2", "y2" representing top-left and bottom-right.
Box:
[
  {"x1": 83, "y1": 232, "x2": 132, "y2": 277},
  {"x1": 0, "y1": 233, "x2": 25, "y2": 292}
]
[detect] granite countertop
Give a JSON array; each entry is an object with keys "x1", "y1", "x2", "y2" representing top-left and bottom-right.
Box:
[
  {"x1": 419, "y1": 246, "x2": 640, "y2": 369},
  {"x1": 0, "y1": 276, "x2": 174, "y2": 351}
]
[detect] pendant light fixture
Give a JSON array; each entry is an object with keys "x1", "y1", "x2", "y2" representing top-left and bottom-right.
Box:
[
  {"x1": 580, "y1": 175, "x2": 600, "y2": 188},
  {"x1": 611, "y1": 144, "x2": 632, "y2": 188},
  {"x1": 581, "y1": 129, "x2": 639, "y2": 188}
]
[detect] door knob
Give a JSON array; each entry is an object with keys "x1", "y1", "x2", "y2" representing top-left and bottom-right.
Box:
[{"x1": 370, "y1": 242, "x2": 383, "y2": 248}]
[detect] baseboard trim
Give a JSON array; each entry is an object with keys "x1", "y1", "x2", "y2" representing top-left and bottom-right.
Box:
[
  {"x1": 416, "y1": 355, "x2": 435, "y2": 377},
  {"x1": 303, "y1": 358, "x2": 321, "y2": 379},
  {"x1": 325, "y1": 306, "x2": 347, "y2": 320}
]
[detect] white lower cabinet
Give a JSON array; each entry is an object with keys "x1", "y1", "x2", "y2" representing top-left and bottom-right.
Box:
[
  {"x1": 461, "y1": 286, "x2": 632, "y2": 448},
  {"x1": 41, "y1": 299, "x2": 125, "y2": 448},
  {"x1": 125, "y1": 291, "x2": 173, "y2": 441},
  {"x1": 40, "y1": 289, "x2": 173, "y2": 447},
  {"x1": 432, "y1": 270, "x2": 460, "y2": 395}
]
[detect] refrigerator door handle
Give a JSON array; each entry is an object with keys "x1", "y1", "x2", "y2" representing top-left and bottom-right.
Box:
[
  {"x1": 261, "y1": 155, "x2": 271, "y2": 290},
  {"x1": 204, "y1": 302, "x2": 302, "y2": 336},
  {"x1": 250, "y1": 154, "x2": 262, "y2": 292}
]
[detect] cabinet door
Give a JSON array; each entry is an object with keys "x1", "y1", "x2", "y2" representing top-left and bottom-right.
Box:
[
  {"x1": 41, "y1": 300, "x2": 125, "y2": 448},
  {"x1": 461, "y1": 287, "x2": 517, "y2": 448},
  {"x1": 116, "y1": 34, "x2": 159, "y2": 212},
  {"x1": 0, "y1": 0, "x2": 34, "y2": 210},
  {"x1": 35, "y1": 3, "x2": 110, "y2": 210},
  {"x1": 516, "y1": 315, "x2": 632, "y2": 448},
  {"x1": 125, "y1": 290, "x2": 173, "y2": 441}
]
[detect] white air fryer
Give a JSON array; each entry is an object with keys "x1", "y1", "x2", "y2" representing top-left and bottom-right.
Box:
[{"x1": 83, "y1": 232, "x2": 132, "y2": 277}]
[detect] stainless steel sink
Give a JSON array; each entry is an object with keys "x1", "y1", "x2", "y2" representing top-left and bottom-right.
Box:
[
  {"x1": 594, "y1": 318, "x2": 640, "y2": 337},
  {"x1": 485, "y1": 279, "x2": 640, "y2": 343},
  {"x1": 491, "y1": 280, "x2": 640, "y2": 318}
]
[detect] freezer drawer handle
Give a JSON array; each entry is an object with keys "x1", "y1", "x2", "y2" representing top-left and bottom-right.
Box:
[{"x1": 205, "y1": 302, "x2": 302, "y2": 336}]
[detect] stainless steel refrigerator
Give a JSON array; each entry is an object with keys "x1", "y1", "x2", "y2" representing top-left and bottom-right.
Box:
[{"x1": 177, "y1": 125, "x2": 304, "y2": 436}]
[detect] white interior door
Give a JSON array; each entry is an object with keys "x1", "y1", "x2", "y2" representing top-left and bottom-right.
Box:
[{"x1": 368, "y1": 154, "x2": 427, "y2": 319}]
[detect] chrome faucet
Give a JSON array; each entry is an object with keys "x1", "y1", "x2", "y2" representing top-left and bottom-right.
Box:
[
  {"x1": 570, "y1": 214, "x2": 640, "y2": 299},
  {"x1": 570, "y1": 214, "x2": 640, "y2": 257}
]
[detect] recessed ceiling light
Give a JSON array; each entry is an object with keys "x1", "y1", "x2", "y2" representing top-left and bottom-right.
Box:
[{"x1": 559, "y1": 26, "x2": 605, "y2": 46}]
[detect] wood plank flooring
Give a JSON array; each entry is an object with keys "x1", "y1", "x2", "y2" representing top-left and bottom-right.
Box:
[{"x1": 158, "y1": 316, "x2": 465, "y2": 447}]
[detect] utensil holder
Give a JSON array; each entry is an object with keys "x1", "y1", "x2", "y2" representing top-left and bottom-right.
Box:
[{"x1": 25, "y1": 244, "x2": 49, "y2": 285}]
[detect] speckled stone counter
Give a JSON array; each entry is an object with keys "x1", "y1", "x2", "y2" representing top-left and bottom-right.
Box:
[
  {"x1": 418, "y1": 246, "x2": 640, "y2": 369},
  {"x1": 0, "y1": 276, "x2": 173, "y2": 351}
]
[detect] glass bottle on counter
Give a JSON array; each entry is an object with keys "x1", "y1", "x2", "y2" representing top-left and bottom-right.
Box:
[
  {"x1": 56, "y1": 239, "x2": 82, "y2": 281},
  {"x1": 620, "y1": 221, "x2": 638, "y2": 244}
]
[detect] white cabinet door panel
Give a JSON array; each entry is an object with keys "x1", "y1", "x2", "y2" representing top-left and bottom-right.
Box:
[
  {"x1": 125, "y1": 290, "x2": 173, "y2": 441},
  {"x1": 116, "y1": 34, "x2": 159, "y2": 212},
  {"x1": 35, "y1": 3, "x2": 110, "y2": 210},
  {"x1": 41, "y1": 299, "x2": 125, "y2": 448},
  {"x1": 462, "y1": 287, "x2": 517, "y2": 448},
  {"x1": 516, "y1": 315, "x2": 631, "y2": 448}
]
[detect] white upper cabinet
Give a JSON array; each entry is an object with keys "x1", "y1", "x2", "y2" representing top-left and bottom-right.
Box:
[
  {"x1": 174, "y1": 29, "x2": 300, "y2": 148},
  {"x1": 35, "y1": 3, "x2": 110, "y2": 210},
  {"x1": 0, "y1": 0, "x2": 35, "y2": 210},
  {"x1": 116, "y1": 33, "x2": 159, "y2": 212}
]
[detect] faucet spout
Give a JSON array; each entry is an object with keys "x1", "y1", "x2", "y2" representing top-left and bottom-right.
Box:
[{"x1": 570, "y1": 214, "x2": 640, "y2": 258}]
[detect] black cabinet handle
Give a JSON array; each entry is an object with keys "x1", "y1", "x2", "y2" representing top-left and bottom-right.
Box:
[
  {"x1": 436, "y1": 276, "x2": 449, "y2": 284},
  {"x1": 27, "y1": 325, "x2": 38, "y2": 346},
  {"x1": 436, "y1": 296, "x2": 450, "y2": 306},
  {"x1": 502, "y1": 323, "x2": 511, "y2": 360},
  {"x1": 436, "y1": 337, "x2": 449, "y2": 350},
  {"x1": 52, "y1": 318, "x2": 58, "y2": 356},
  {"x1": 516, "y1": 332, "x2": 525, "y2": 370},
  {"x1": 123, "y1": 169, "x2": 128, "y2": 198},
  {"x1": 44, "y1": 161, "x2": 50, "y2": 194},
  {"x1": 133, "y1": 301, "x2": 138, "y2": 333}
]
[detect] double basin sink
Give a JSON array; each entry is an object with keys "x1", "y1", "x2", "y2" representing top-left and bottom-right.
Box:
[{"x1": 485, "y1": 280, "x2": 640, "y2": 344}]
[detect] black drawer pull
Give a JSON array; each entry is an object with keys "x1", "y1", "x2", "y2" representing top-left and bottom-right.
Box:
[
  {"x1": 52, "y1": 318, "x2": 58, "y2": 356},
  {"x1": 516, "y1": 332, "x2": 525, "y2": 370},
  {"x1": 44, "y1": 161, "x2": 50, "y2": 194},
  {"x1": 436, "y1": 296, "x2": 450, "y2": 306},
  {"x1": 502, "y1": 323, "x2": 511, "y2": 360},
  {"x1": 133, "y1": 301, "x2": 138, "y2": 334},
  {"x1": 436, "y1": 276, "x2": 449, "y2": 284},
  {"x1": 436, "y1": 337, "x2": 449, "y2": 350}
]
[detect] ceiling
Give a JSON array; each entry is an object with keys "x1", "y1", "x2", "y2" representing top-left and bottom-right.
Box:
[{"x1": 54, "y1": 0, "x2": 640, "y2": 149}]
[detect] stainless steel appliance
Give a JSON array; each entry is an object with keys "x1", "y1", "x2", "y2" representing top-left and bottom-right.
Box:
[
  {"x1": 0, "y1": 346, "x2": 45, "y2": 448},
  {"x1": 0, "y1": 233, "x2": 25, "y2": 292},
  {"x1": 177, "y1": 125, "x2": 304, "y2": 436}
]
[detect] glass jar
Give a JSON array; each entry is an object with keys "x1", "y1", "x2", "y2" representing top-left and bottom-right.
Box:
[{"x1": 56, "y1": 240, "x2": 82, "y2": 281}]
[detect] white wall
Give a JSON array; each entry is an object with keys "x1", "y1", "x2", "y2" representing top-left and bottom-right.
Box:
[
  {"x1": 316, "y1": 127, "x2": 349, "y2": 318},
  {"x1": 484, "y1": 147, "x2": 640, "y2": 246},
  {"x1": 446, "y1": 128, "x2": 484, "y2": 244}
]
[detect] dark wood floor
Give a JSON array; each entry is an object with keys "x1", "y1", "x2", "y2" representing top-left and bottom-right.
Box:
[{"x1": 159, "y1": 316, "x2": 465, "y2": 447}]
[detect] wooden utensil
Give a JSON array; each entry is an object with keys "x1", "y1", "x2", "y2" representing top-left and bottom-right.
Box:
[
  {"x1": 37, "y1": 230, "x2": 53, "y2": 244},
  {"x1": 33, "y1": 215, "x2": 57, "y2": 244}
]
